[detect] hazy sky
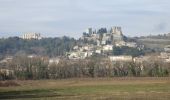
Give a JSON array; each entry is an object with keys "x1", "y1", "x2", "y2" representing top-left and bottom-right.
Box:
[{"x1": 0, "y1": 0, "x2": 170, "y2": 38}]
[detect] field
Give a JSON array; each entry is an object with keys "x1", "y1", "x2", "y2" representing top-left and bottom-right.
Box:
[{"x1": 0, "y1": 77, "x2": 170, "y2": 100}]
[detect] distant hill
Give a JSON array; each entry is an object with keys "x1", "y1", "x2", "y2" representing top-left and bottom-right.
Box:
[
  {"x1": 0, "y1": 36, "x2": 76, "y2": 57},
  {"x1": 136, "y1": 33, "x2": 170, "y2": 52}
]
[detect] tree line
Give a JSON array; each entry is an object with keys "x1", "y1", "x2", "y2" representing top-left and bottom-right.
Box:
[{"x1": 0, "y1": 56, "x2": 169, "y2": 80}]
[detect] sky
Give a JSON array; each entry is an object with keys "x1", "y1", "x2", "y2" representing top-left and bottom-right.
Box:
[{"x1": 0, "y1": 0, "x2": 170, "y2": 38}]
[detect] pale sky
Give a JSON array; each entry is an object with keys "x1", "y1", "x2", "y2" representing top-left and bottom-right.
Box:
[{"x1": 0, "y1": 0, "x2": 170, "y2": 38}]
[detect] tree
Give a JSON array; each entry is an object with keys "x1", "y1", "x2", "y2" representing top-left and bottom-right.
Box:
[{"x1": 113, "y1": 46, "x2": 144, "y2": 57}]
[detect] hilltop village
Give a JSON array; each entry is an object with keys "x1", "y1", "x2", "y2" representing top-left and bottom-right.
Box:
[{"x1": 67, "y1": 26, "x2": 142, "y2": 60}]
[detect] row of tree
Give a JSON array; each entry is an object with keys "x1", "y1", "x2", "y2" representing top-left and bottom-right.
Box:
[{"x1": 0, "y1": 56, "x2": 169, "y2": 80}]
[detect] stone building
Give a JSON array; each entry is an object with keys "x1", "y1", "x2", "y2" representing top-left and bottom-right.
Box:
[{"x1": 22, "y1": 33, "x2": 42, "y2": 40}]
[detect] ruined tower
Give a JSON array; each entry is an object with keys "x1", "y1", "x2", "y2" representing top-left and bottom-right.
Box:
[{"x1": 110, "y1": 27, "x2": 122, "y2": 35}]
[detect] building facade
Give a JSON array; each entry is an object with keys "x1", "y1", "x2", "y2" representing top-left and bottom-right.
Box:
[{"x1": 22, "y1": 33, "x2": 42, "y2": 40}]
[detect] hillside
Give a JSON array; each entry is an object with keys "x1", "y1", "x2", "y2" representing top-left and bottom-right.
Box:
[
  {"x1": 136, "y1": 34, "x2": 170, "y2": 52},
  {"x1": 0, "y1": 36, "x2": 76, "y2": 57}
]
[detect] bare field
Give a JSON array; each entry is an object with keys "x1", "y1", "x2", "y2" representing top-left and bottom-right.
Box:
[{"x1": 0, "y1": 77, "x2": 170, "y2": 100}]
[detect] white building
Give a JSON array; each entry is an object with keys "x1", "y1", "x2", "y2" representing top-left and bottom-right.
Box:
[
  {"x1": 133, "y1": 56, "x2": 151, "y2": 63},
  {"x1": 82, "y1": 45, "x2": 92, "y2": 51},
  {"x1": 101, "y1": 40, "x2": 107, "y2": 45},
  {"x1": 95, "y1": 49, "x2": 102, "y2": 54},
  {"x1": 0, "y1": 56, "x2": 13, "y2": 63},
  {"x1": 27, "y1": 54, "x2": 37, "y2": 58},
  {"x1": 0, "y1": 69, "x2": 14, "y2": 76},
  {"x1": 22, "y1": 33, "x2": 42, "y2": 40},
  {"x1": 164, "y1": 45, "x2": 170, "y2": 52},
  {"x1": 126, "y1": 42, "x2": 137, "y2": 48},
  {"x1": 68, "y1": 51, "x2": 93, "y2": 60},
  {"x1": 159, "y1": 52, "x2": 170, "y2": 59},
  {"x1": 73, "y1": 46, "x2": 79, "y2": 50},
  {"x1": 115, "y1": 41, "x2": 126, "y2": 47},
  {"x1": 109, "y1": 56, "x2": 133, "y2": 62},
  {"x1": 159, "y1": 52, "x2": 170, "y2": 63},
  {"x1": 103, "y1": 45, "x2": 113, "y2": 51},
  {"x1": 49, "y1": 58, "x2": 60, "y2": 65}
]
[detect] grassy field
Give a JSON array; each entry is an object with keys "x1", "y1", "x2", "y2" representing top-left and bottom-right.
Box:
[{"x1": 0, "y1": 77, "x2": 170, "y2": 100}]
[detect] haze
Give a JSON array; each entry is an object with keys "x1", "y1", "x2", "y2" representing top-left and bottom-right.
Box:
[{"x1": 0, "y1": 0, "x2": 170, "y2": 38}]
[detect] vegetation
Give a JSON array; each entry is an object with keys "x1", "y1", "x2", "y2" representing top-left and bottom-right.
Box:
[
  {"x1": 0, "y1": 36, "x2": 76, "y2": 57},
  {"x1": 136, "y1": 34, "x2": 170, "y2": 52},
  {"x1": 0, "y1": 78, "x2": 170, "y2": 100},
  {"x1": 97, "y1": 28, "x2": 107, "y2": 34},
  {"x1": 112, "y1": 46, "x2": 144, "y2": 57},
  {"x1": 1, "y1": 56, "x2": 170, "y2": 80}
]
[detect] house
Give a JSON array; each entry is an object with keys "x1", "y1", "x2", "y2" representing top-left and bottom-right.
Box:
[
  {"x1": 164, "y1": 45, "x2": 170, "y2": 52},
  {"x1": 0, "y1": 69, "x2": 14, "y2": 76},
  {"x1": 101, "y1": 40, "x2": 107, "y2": 45},
  {"x1": 95, "y1": 49, "x2": 102, "y2": 54},
  {"x1": 158, "y1": 52, "x2": 170, "y2": 63},
  {"x1": 115, "y1": 41, "x2": 126, "y2": 47},
  {"x1": 97, "y1": 40, "x2": 101, "y2": 46},
  {"x1": 133, "y1": 56, "x2": 151, "y2": 63},
  {"x1": 0, "y1": 56, "x2": 13, "y2": 63},
  {"x1": 109, "y1": 56, "x2": 133, "y2": 62},
  {"x1": 68, "y1": 52, "x2": 79, "y2": 59},
  {"x1": 102, "y1": 33, "x2": 111, "y2": 41},
  {"x1": 73, "y1": 46, "x2": 79, "y2": 50},
  {"x1": 82, "y1": 45, "x2": 92, "y2": 51},
  {"x1": 68, "y1": 51, "x2": 93, "y2": 60},
  {"x1": 159, "y1": 52, "x2": 170, "y2": 59},
  {"x1": 103, "y1": 45, "x2": 113, "y2": 51},
  {"x1": 87, "y1": 51, "x2": 93, "y2": 57},
  {"x1": 49, "y1": 58, "x2": 60, "y2": 65},
  {"x1": 126, "y1": 42, "x2": 137, "y2": 48},
  {"x1": 27, "y1": 54, "x2": 37, "y2": 58}
]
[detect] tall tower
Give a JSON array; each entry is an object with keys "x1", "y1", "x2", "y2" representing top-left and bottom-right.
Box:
[
  {"x1": 110, "y1": 26, "x2": 124, "y2": 43},
  {"x1": 86, "y1": 28, "x2": 93, "y2": 34},
  {"x1": 111, "y1": 27, "x2": 122, "y2": 35}
]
